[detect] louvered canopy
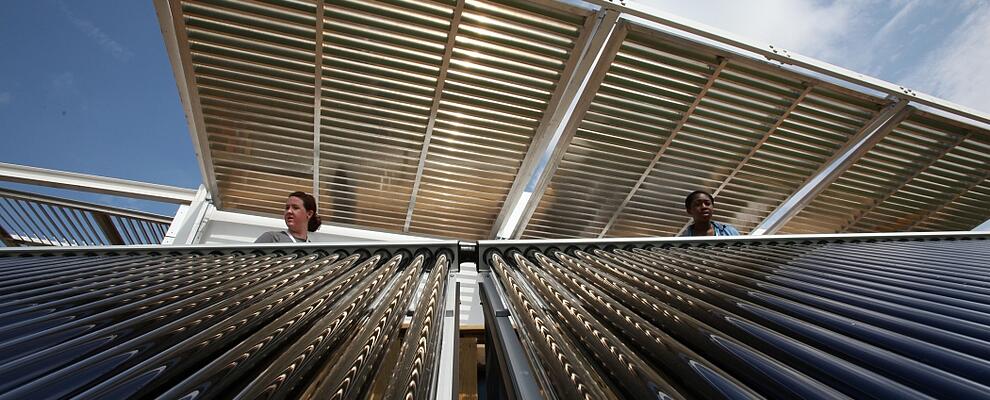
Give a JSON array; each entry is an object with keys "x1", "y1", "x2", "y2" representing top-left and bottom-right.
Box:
[
  {"x1": 160, "y1": 0, "x2": 596, "y2": 239},
  {"x1": 781, "y1": 110, "x2": 990, "y2": 234},
  {"x1": 158, "y1": 0, "x2": 990, "y2": 240},
  {"x1": 521, "y1": 24, "x2": 888, "y2": 239}
]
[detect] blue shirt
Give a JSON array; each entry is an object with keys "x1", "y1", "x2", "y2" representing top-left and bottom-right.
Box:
[{"x1": 679, "y1": 221, "x2": 741, "y2": 237}]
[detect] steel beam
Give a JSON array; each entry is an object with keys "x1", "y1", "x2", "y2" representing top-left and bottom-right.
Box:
[
  {"x1": 479, "y1": 272, "x2": 542, "y2": 399},
  {"x1": 153, "y1": 0, "x2": 220, "y2": 206},
  {"x1": 92, "y1": 213, "x2": 125, "y2": 245},
  {"x1": 751, "y1": 99, "x2": 913, "y2": 235},
  {"x1": 435, "y1": 281, "x2": 460, "y2": 400},
  {"x1": 599, "y1": 58, "x2": 729, "y2": 238},
  {"x1": 403, "y1": 0, "x2": 466, "y2": 232},
  {"x1": 0, "y1": 162, "x2": 196, "y2": 204},
  {"x1": 489, "y1": 8, "x2": 620, "y2": 239},
  {"x1": 510, "y1": 21, "x2": 630, "y2": 239}
]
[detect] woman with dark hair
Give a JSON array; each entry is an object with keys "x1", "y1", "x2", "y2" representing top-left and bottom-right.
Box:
[
  {"x1": 679, "y1": 190, "x2": 740, "y2": 237},
  {"x1": 255, "y1": 191, "x2": 323, "y2": 243}
]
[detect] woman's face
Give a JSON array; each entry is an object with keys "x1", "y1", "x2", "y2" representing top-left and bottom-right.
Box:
[
  {"x1": 284, "y1": 196, "x2": 311, "y2": 233},
  {"x1": 687, "y1": 194, "x2": 714, "y2": 223}
]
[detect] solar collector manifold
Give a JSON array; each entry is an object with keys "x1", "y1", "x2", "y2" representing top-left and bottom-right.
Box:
[
  {"x1": 0, "y1": 242, "x2": 457, "y2": 400},
  {"x1": 478, "y1": 233, "x2": 990, "y2": 400}
]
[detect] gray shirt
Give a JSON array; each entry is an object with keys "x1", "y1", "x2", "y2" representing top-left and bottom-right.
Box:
[{"x1": 254, "y1": 230, "x2": 310, "y2": 243}]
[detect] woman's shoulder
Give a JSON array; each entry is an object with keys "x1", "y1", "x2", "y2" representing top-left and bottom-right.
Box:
[
  {"x1": 255, "y1": 230, "x2": 288, "y2": 243},
  {"x1": 713, "y1": 221, "x2": 741, "y2": 236}
]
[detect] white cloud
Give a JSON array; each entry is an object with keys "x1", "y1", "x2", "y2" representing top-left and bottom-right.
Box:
[
  {"x1": 872, "y1": 0, "x2": 919, "y2": 42},
  {"x1": 58, "y1": 1, "x2": 133, "y2": 62},
  {"x1": 0, "y1": 92, "x2": 10, "y2": 105},
  {"x1": 901, "y1": 3, "x2": 990, "y2": 114},
  {"x1": 625, "y1": 0, "x2": 990, "y2": 115},
  {"x1": 51, "y1": 72, "x2": 76, "y2": 94},
  {"x1": 632, "y1": 0, "x2": 872, "y2": 61}
]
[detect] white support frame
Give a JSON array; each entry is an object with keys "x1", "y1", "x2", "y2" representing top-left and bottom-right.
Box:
[
  {"x1": 490, "y1": 8, "x2": 620, "y2": 239},
  {"x1": 403, "y1": 0, "x2": 466, "y2": 232},
  {"x1": 434, "y1": 277, "x2": 459, "y2": 399},
  {"x1": 163, "y1": 184, "x2": 212, "y2": 245},
  {"x1": 0, "y1": 162, "x2": 197, "y2": 204},
  {"x1": 751, "y1": 99, "x2": 913, "y2": 235},
  {"x1": 154, "y1": 0, "x2": 221, "y2": 207}
]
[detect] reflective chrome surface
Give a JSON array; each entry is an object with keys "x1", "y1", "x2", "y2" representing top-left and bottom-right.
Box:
[
  {"x1": 0, "y1": 242, "x2": 454, "y2": 399},
  {"x1": 480, "y1": 233, "x2": 990, "y2": 399}
]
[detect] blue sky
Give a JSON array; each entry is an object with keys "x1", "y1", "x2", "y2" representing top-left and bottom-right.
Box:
[
  {"x1": 0, "y1": 0, "x2": 197, "y2": 215},
  {"x1": 1, "y1": 0, "x2": 988, "y2": 219}
]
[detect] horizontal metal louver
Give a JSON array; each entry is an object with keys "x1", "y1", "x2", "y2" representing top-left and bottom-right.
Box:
[
  {"x1": 479, "y1": 233, "x2": 990, "y2": 399},
  {"x1": 782, "y1": 111, "x2": 990, "y2": 234},
  {"x1": 405, "y1": 0, "x2": 593, "y2": 239},
  {"x1": 0, "y1": 242, "x2": 455, "y2": 399},
  {"x1": 181, "y1": 0, "x2": 319, "y2": 214},
  {"x1": 316, "y1": 0, "x2": 454, "y2": 232}
]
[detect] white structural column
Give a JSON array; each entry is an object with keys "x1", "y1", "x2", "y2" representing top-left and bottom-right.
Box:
[
  {"x1": 0, "y1": 162, "x2": 197, "y2": 204},
  {"x1": 163, "y1": 184, "x2": 213, "y2": 245},
  {"x1": 506, "y1": 20, "x2": 630, "y2": 239},
  {"x1": 312, "y1": 0, "x2": 326, "y2": 203},
  {"x1": 154, "y1": 0, "x2": 221, "y2": 207},
  {"x1": 403, "y1": 0, "x2": 466, "y2": 232},
  {"x1": 751, "y1": 99, "x2": 912, "y2": 235},
  {"x1": 489, "y1": 9, "x2": 620, "y2": 239}
]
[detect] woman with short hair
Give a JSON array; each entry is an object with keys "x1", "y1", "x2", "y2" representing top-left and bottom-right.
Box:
[{"x1": 679, "y1": 190, "x2": 740, "y2": 237}]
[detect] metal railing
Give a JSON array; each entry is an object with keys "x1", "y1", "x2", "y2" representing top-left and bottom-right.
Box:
[{"x1": 0, "y1": 188, "x2": 173, "y2": 246}]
